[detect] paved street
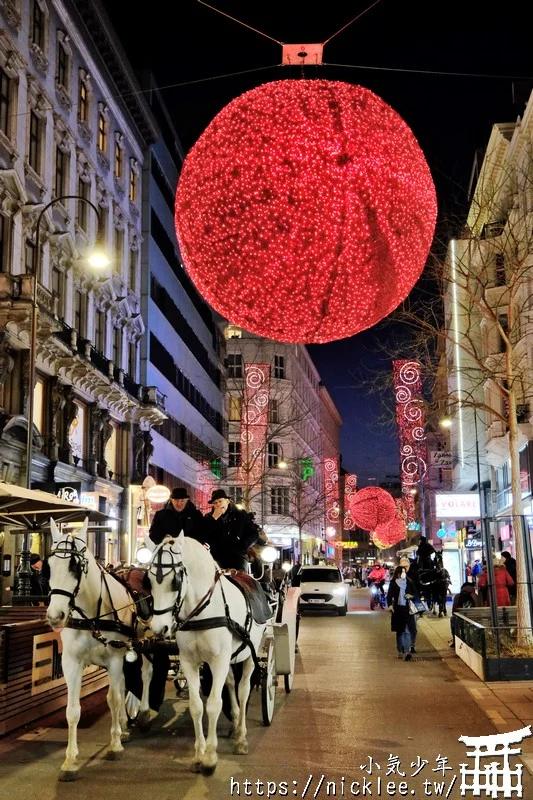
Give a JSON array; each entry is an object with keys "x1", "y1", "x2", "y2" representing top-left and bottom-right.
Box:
[{"x1": 1, "y1": 588, "x2": 532, "y2": 799}]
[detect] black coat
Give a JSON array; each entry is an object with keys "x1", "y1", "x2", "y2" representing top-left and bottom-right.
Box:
[
  {"x1": 387, "y1": 577, "x2": 416, "y2": 633},
  {"x1": 202, "y1": 505, "x2": 259, "y2": 571},
  {"x1": 149, "y1": 501, "x2": 204, "y2": 545}
]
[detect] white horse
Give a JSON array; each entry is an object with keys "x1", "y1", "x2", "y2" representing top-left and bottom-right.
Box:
[
  {"x1": 145, "y1": 533, "x2": 268, "y2": 775},
  {"x1": 46, "y1": 518, "x2": 155, "y2": 781}
]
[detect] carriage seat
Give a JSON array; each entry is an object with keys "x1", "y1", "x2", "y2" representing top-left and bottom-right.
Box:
[
  {"x1": 225, "y1": 572, "x2": 273, "y2": 624},
  {"x1": 110, "y1": 567, "x2": 152, "y2": 621}
]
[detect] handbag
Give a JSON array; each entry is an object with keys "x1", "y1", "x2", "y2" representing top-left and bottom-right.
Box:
[{"x1": 408, "y1": 598, "x2": 427, "y2": 615}]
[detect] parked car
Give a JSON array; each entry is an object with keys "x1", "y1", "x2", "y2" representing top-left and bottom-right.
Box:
[{"x1": 297, "y1": 565, "x2": 348, "y2": 616}]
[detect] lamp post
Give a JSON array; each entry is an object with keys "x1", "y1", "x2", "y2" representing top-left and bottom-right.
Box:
[{"x1": 17, "y1": 194, "x2": 109, "y2": 598}]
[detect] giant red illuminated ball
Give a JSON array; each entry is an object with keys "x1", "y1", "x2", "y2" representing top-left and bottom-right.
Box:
[
  {"x1": 348, "y1": 486, "x2": 397, "y2": 531},
  {"x1": 175, "y1": 80, "x2": 437, "y2": 344}
]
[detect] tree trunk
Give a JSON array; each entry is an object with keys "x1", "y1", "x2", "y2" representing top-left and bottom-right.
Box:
[{"x1": 508, "y1": 383, "x2": 533, "y2": 645}]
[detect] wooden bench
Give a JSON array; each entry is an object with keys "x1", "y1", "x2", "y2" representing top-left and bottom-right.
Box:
[{"x1": 0, "y1": 606, "x2": 108, "y2": 737}]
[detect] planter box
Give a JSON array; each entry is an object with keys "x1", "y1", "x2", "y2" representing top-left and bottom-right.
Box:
[{"x1": 454, "y1": 607, "x2": 533, "y2": 682}]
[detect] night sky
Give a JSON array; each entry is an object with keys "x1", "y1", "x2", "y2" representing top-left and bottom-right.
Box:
[{"x1": 107, "y1": 0, "x2": 533, "y2": 484}]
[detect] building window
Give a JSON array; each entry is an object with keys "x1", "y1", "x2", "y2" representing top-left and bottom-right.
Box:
[
  {"x1": 74, "y1": 289, "x2": 85, "y2": 335},
  {"x1": 0, "y1": 68, "x2": 11, "y2": 137},
  {"x1": 28, "y1": 111, "x2": 42, "y2": 173},
  {"x1": 227, "y1": 353, "x2": 243, "y2": 378},
  {"x1": 0, "y1": 215, "x2": 9, "y2": 272},
  {"x1": 114, "y1": 135, "x2": 123, "y2": 179},
  {"x1": 229, "y1": 486, "x2": 243, "y2": 506},
  {"x1": 128, "y1": 341, "x2": 137, "y2": 379},
  {"x1": 76, "y1": 177, "x2": 90, "y2": 230},
  {"x1": 129, "y1": 161, "x2": 138, "y2": 202},
  {"x1": 68, "y1": 400, "x2": 86, "y2": 462},
  {"x1": 55, "y1": 146, "x2": 67, "y2": 198},
  {"x1": 33, "y1": 376, "x2": 45, "y2": 435},
  {"x1": 228, "y1": 396, "x2": 242, "y2": 421},
  {"x1": 104, "y1": 424, "x2": 118, "y2": 479},
  {"x1": 78, "y1": 76, "x2": 88, "y2": 123},
  {"x1": 114, "y1": 229, "x2": 123, "y2": 271},
  {"x1": 25, "y1": 239, "x2": 36, "y2": 274},
  {"x1": 268, "y1": 442, "x2": 280, "y2": 468},
  {"x1": 56, "y1": 40, "x2": 68, "y2": 88},
  {"x1": 31, "y1": 0, "x2": 45, "y2": 49},
  {"x1": 228, "y1": 441, "x2": 241, "y2": 467},
  {"x1": 274, "y1": 354, "x2": 285, "y2": 379},
  {"x1": 128, "y1": 249, "x2": 137, "y2": 291},
  {"x1": 97, "y1": 111, "x2": 107, "y2": 152},
  {"x1": 94, "y1": 310, "x2": 106, "y2": 353},
  {"x1": 97, "y1": 206, "x2": 108, "y2": 245},
  {"x1": 224, "y1": 324, "x2": 242, "y2": 339},
  {"x1": 112, "y1": 326, "x2": 121, "y2": 366},
  {"x1": 271, "y1": 487, "x2": 290, "y2": 515},
  {"x1": 52, "y1": 265, "x2": 61, "y2": 296},
  {"x1": 269, "y1": 399, "x2": 280, "y2": 424},
  {"x1": 495, "y1": 253, "x2": 505, "y2": 286}
]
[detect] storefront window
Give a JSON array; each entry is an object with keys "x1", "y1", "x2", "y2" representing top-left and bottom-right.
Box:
[
  {"x1": 496, "y1": 460, "x2": 512, "y2": 510},
  {"x1": 104, "y1": 426, "x2": 118, "y2": 478},
  {"x1": 33, "y1": 378, "x2": 45, "y2": 434},
  {"x1": 68, "y1": 401, "x2": 86, "y2": 461},
  {"x1": 520, "y1": 445, "x2": 531, "y2": 498}
]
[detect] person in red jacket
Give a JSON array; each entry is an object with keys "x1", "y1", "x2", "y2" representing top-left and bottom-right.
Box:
[
  {"x1": 478, "y1": 559, "x2": 515, "y2": 607},
  {"x1": 367, "y1": 562, "x2": 388, "y2": 599}
]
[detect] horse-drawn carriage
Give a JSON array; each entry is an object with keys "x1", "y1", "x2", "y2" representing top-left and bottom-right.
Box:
[{"x1": 44, "y1": 520, "x2": 299, "y2": 779}]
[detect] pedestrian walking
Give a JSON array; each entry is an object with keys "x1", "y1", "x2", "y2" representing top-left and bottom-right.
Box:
[
  {"x1": 449, "y1": 581, "x2": 482, "y2": 648},
  {"x1": 387, "y1": 565, "x2": 417, "y2": 662}
]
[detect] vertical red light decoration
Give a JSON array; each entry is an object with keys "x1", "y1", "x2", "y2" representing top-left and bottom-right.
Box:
[
  {"x1": 343, "y1": 473, "x2": 358, "y2": 530},
  {"x1": 324, "y1": 457, "x2": 340, "y2": 524},
  {"x1": 240, "y1": 364, "x2": 271, "y2": 486},
  {"x1": 393, "y1": 360, "x2": 428, "y2": 523}
]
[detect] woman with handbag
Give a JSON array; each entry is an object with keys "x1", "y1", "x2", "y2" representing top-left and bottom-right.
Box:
[{"x1": 387, "y1": 565, "x2": 417, "y2": 661}]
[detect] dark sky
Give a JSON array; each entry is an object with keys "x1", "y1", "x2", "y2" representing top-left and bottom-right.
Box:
[{"x1": 107, "y1": 0, "x2": 533, "y2": 484}]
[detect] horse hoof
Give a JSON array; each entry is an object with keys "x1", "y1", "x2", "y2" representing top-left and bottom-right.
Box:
[
  {"x1": 190, "y1": 760, "x2": 202, "y2": 773},
  {"x1": 105, "y1": 749, "x2": 124, "y2": 761},
  {"x1": 200, "y1": 762, "x2": 217, "y2": 776},
  {"x1": 59, "y1": 770, "x2": 79, "y2": 782},
  {"x1": 120, "y1": 731, "x2": 131, "y2": 743},
  {"x1": 137, "y1": 709, "x2": 156, "y2": 733},
  {"x1": 234, "y1": 742, "x2": 249, "y2": 755}
]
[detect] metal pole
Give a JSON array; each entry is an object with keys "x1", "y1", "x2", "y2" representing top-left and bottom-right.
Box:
[
  {"x1": 474, "y1": 411, "x2": 498, "y2": 629},
  {"x1": 17, "y1": 194, "x2": 101, "y2": 598}
]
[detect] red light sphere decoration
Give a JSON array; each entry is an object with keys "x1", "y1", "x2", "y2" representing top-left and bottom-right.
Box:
[
  {"x1": 348, "y1": 486, "x2": 396, "y2": 531},
  {"x1": 175, "y1": 80, "x2": 437, "y2": 344},
  {"x1": 373, "y1": 516, "x2": 406, "y2": 548}
]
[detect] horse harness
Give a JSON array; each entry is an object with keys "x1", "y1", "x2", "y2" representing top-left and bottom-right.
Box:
[
  {"x1": 48, "y1": 538, "x2": 139, "y2": 652},
  {"x1": 149, "y1": 542, "x2": 262, "y2": 670}
]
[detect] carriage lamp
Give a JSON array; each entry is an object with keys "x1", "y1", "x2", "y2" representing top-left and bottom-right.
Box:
[
  {"x1": 124, "y1": 648, "x2": 138, "y2": 663},
  {"x1": 135, "y1": 546, "x2": 153, "y2": 565},
  {"x1": 261, "y1": 546, "x2": 279, "y2": 564},
  {"x1": 282, "y1": 561, "x2": 292, "y2": 572},
  {"x1": 2, "y1": 554, "x2": 12, "y2": 577}
]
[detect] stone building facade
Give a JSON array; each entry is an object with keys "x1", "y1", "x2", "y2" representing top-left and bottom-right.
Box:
[{"x1": 0, "y1": 0, "x2": 165, "y2": 576}]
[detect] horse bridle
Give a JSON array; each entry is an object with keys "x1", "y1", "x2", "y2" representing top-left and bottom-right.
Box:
[
  {"x1": 48, "y1": 536, "x2": 89, "y2": 613},
  {"x1": 149, "y1": 539, "x2": 188, "y2": 618}
]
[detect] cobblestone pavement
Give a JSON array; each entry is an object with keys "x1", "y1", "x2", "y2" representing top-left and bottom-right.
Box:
[{"x1": 1, "y1": 588, "x2": 532, "y2": 799}]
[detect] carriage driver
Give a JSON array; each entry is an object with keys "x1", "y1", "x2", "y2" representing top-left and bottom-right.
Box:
[
  {"x1": 202, "y1": 489, "x2": 260, "y2": 571},
  {"x1": 149, "y1": 487, "x2": 203, "y2": 545},
  {"x1": 416, "y1": 535, "x2": 436, "y2": 571}
]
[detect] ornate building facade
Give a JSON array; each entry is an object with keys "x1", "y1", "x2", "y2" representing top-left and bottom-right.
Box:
[
  {"x1": 0, "y1": 0, "x2": 165, "y2": 574},
  {"x1": 223, "y1": 324, "x2": 342, "y2": 563}
]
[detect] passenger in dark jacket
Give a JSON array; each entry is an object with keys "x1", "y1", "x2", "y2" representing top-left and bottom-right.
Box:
[
  {"x1": 416, "y1": 536, "x2": 436, "y2": 570},
  {"x1": 149, "y1": 487, "x2": 203, "y2": 545},
  {"x1": 202, "y1": 489, "x2": 259, "y2": 571}
]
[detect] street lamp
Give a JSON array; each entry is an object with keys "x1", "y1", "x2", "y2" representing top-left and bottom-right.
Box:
[{"x1": 17, "y1": 194, "x2": 110, "y2": 598}]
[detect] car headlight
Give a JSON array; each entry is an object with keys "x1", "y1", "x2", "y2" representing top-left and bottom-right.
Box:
[{"x1": 333, "y1": 586, "x2": 346, "y2": 597}]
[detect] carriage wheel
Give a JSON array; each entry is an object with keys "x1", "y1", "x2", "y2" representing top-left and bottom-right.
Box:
[
  {"x1": 125, "y1": 691, "x2": 141, "y2": 727},
  {"x1": 284, "y1": 671, "x2": 294, "y2": 693},
  {"x1": 261, "y1": 639, "x2": 276, "y2": 726}
]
